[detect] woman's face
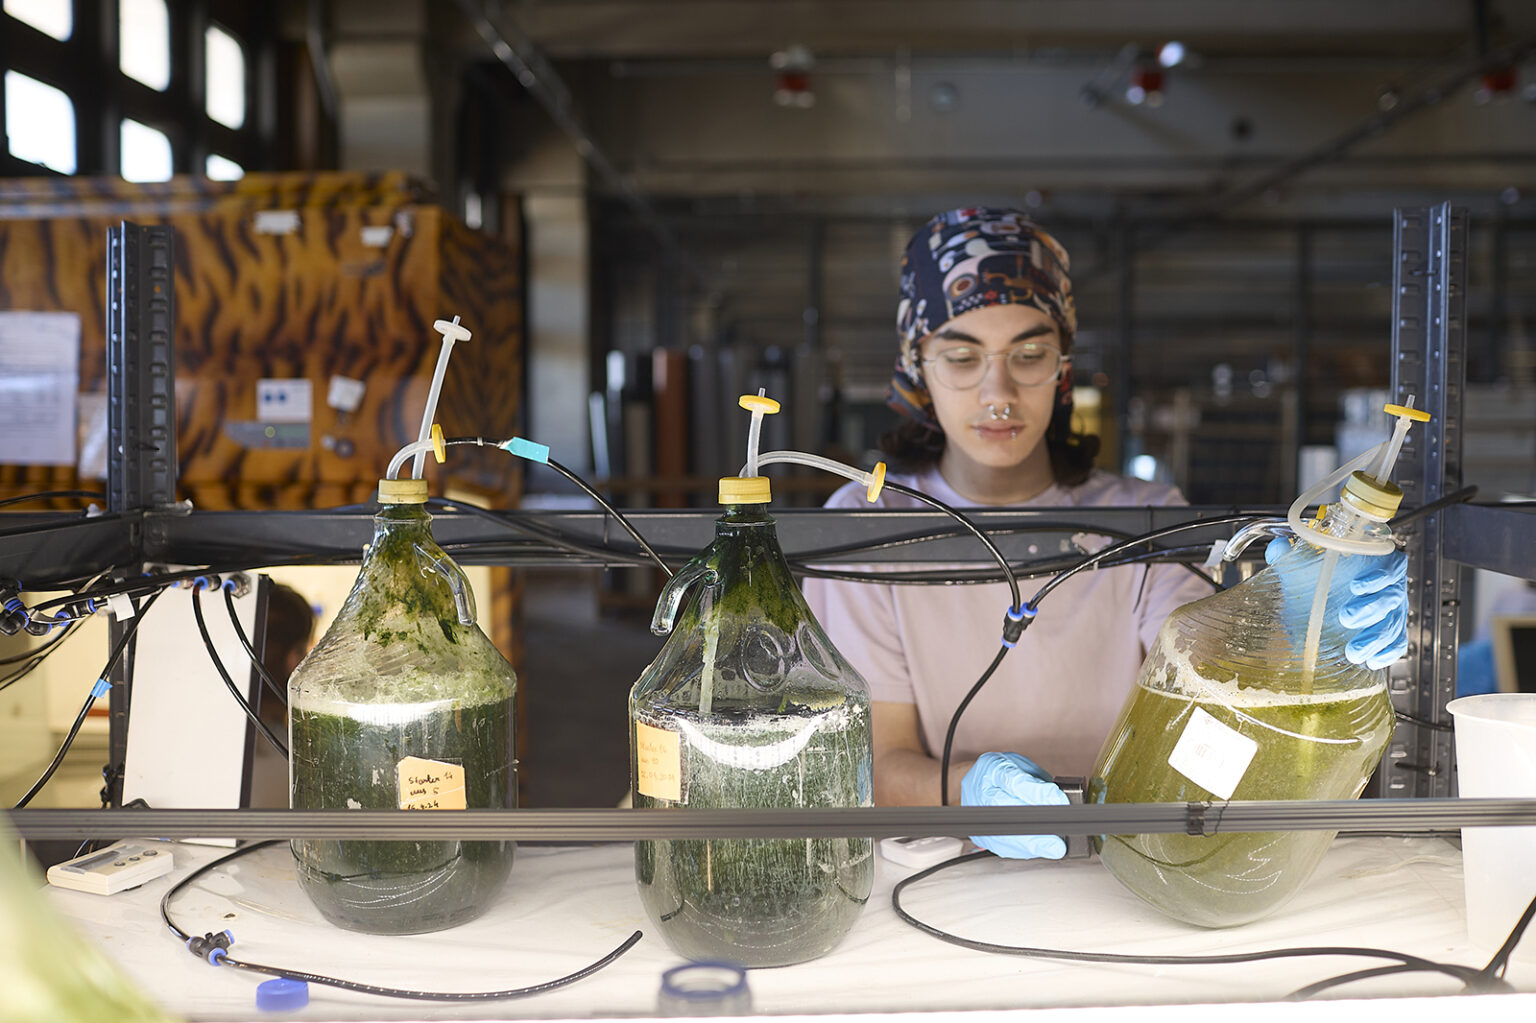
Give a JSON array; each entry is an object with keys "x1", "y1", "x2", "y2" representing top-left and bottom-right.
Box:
[{"x1": 919, "y1": 302, "x2": 1065, "y2": 474}]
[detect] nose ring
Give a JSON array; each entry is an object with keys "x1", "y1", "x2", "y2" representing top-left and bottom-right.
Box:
[{"x1": 987, "y1": 403, "x2": 1012, "y2": 421}]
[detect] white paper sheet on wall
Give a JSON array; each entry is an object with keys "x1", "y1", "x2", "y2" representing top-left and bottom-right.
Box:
[{"x1": 0, "y1": 312, "x2": 81, "y2": 466}]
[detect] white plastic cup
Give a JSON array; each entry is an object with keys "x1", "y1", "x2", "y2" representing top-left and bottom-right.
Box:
[{"x1": 1448, "y1": 693, "x2": 1536, "y2": 961}]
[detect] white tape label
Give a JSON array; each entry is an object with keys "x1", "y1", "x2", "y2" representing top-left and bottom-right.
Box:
[{"x1": 1167, "y1": 707, "x2": 1257, "y2": 800}]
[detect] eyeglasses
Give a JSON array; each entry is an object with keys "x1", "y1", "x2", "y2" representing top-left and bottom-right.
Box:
[{"x1": 920, "y1": 343, "x2": 1070, "y2": 390}]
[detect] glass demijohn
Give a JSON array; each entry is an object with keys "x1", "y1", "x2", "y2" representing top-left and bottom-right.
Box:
[
  {"x1": 630, "y1": 483, "x2": 874, "y2": 966},
  {"x1": 287, "y1": 478, "x2": 516, "y2": 934},
  {"x1": 1089, "y1": 477, "x2": 1401, "y2": 927}
]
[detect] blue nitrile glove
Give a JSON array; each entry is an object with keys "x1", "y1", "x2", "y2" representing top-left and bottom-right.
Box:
[
  {"x1": 959, "y1": 752, "x2": 1068, "y2": 860},
  {"x1": 1265, "y1": 538, "x2": 1409, "y2": 670}
]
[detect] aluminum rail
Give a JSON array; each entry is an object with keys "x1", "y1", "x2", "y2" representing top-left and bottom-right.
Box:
[{"x1": 9, "y1": 799, "x2": 1536, "y2": 842}]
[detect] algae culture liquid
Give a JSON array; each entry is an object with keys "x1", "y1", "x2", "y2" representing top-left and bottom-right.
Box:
[
  {"x1": 288, "y1": 482, "x2": 516, "y2": 934},
  {"x1": 1089, "y1": 497, "x2": 1398, "y2": 928},
  {"x1": 631, "y1": 502, "x2": 874, "y2": 966}
]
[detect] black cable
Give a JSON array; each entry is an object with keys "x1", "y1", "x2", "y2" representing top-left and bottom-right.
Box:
[
  {"x1": 545, "y1": 455, "x2": 673, "y2": 577},
  {"x1": 436, "y1": 437, "x2": 674, "y2": 577},
  {"x1": 793, "y1": 544, "x2": 1221, "y2": 588},
  {"x1": 161, "y1": 841, "x2": 643, "y2": 1002},
  {"x1": 426, "y1": 497, "x2": 662, "y2": 570},
  {"x1": 442, "y1": 433, "x2": 675, "y2": 577},
  {"x1": 13, "y1": 588, "x2": 165, "y2": 808},
  {"x1": 15, "y1": 682, "x2": 99, "y2": 809},
  {"x1": 0, "y1": 489, "x2": 106, "y2": 509},
  {"x1": 0, "y1": 620, "x2": 78, "y2": 665},
  {"x1": 1389, "y1": 485, "x2": 1478, "y2": 529},
  {"x1": 1395, "y1": 710, "x2": 1454, "y2": 733},
  {"x1": 928, "y1": 515, "x2": 1257, "y2": 807},
  {"x1": 1287, "y1": 962, "x2": 1485, "y2": 1000},
  {"x1": 1479, "y1": 890, "x2": 1536, "y2": 980},
  {"x1": 891, "y1": 851, "x2": 1500, "y2": 995},
  {"x1": 190, "y1": 584, "x2": 288, "y2": 759},
  {"x1": 939, "y1": 645, "x2": 1010, "y2": 808},
  {"x1": 0, "y1": 638, "x2": 71, "y2": 693},
  {"x1": 221, "y1": 584, "x2": 289, "y2": 708},
  {"x1": 883, "y1": 480, "x2": 1021, "y2": 612},
  {"x1": 1022, "y1": 512, "x2": 1259, "y2": 612}
]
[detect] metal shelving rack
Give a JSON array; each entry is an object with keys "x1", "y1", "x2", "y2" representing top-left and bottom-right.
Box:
[{"x1": 3, "y1": 205, "x2": 1535, "y2": 820}]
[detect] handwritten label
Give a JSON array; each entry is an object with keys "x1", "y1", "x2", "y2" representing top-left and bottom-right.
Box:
[
  {"x1": 635, "y1": 721, "x2": 682, "y2": 802},
  {"x1": 396, "y1": 756, "x2": 467, "y2": 811},
  {"x1": 1167, "y1": 707, "x2": 1258, "y2": 801}
]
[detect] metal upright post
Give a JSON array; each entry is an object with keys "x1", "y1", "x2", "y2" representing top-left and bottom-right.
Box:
[
  {"x1": 107, "y1": 222, "x2": 178, "y2": 526},
  {"x1": 1376, "y1": 204, "x2": 1466, "y2": 799},
  {"x1": 103, "y1": 222, "x2": 178, "y2": 807}
]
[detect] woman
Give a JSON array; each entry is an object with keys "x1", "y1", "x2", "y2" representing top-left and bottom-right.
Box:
[{"x1": 802, "y1": 207, "x2": 1404, "y2": 858}]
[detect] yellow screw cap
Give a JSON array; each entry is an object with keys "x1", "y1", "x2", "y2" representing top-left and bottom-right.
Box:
[
  {"x1": 378, "y1": 477, "x2": 430, "y2": 504},
  {"x1": 866, "y1": 462, "x2": 887, "y2": 502},
  {"x1": 739, "y1": 394, "x2": 781, "y2": 415},
  {"x1": 719, "y1": 476, "x2": 772, "y2": 505},
  {"x1": 1383, "y1": 402, "x2": 1432, "y2": 423},
  {"x1": 430, "y1": 423, "x2": 447, "y2": 463},
  {"x1": 1342, "y1": 471, "x2": 1404, "y2": 520}
]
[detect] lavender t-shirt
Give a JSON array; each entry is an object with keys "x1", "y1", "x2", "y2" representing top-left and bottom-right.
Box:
[{"x1": 801, "y1": 466, "x2": 1213, "y2": 778}]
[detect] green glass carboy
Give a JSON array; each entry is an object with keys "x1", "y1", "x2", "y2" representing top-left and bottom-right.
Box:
[
  {"x1": 630, "y1": 497, "x2": 874, "y2": 967},
  {"x1": 288, "y1": 478, "x2": 516, "y2": 934}
]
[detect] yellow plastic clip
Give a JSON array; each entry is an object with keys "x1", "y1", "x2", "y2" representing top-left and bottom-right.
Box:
[
  {"x1": 430, "y1": 423, "x2": 447, "y2": 464},
  {"x1": 866, "y1": 462, "x2": 887, "y2": 503},
  {"x1": 739, "y1": 394, "x2": 781, "y2": 416},
  {"x1": 1383, "y1": 402, "x2": 1431, "y2": 423}
]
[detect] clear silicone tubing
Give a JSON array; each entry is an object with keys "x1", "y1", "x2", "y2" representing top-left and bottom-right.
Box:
[
  {"x1": 748, "y1": 451, "x2": 879, "y2": 490},
  {"x1": 385, "y1": 439, "x2": 436, "y2": 481},
  {"x1": 1286, "y1": 443, "x2": 1396, "y2": 556}
]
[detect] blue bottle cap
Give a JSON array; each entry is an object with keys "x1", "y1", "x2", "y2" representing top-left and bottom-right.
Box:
[{"x1": 255, "y1": 977, "x2": 309, "y2": 1012}]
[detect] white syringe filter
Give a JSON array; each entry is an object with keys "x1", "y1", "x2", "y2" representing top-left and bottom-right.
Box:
[{"x1": 433, "y1": 317, "x2": 473, "y2": 344}]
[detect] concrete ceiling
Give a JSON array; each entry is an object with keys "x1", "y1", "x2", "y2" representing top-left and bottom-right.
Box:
[{"x1": 499, "y1": 0, "x2": 1534, "y2": 60}]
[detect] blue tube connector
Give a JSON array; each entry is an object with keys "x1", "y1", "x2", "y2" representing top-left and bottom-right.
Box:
[
  {"x1": 1001, "y1": 604, "x2": 1037, "y2": 648},
  {"x1": 499, "y1": 437, "x2": 551, "y2": 464}
]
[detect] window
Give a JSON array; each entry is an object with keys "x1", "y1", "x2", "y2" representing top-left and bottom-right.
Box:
[
  {"x1": 120, "y1": 0, "x2": 171, "y2": 92},
  {"x1": 205, "y1": 153, "x2": 243, "y2": 180},
  {"x1": 3, "y1": 0, "x2": 71, "y2": 40},
  {"x1": 205, "y1": 24, "x2": 246, "y2": 129},
  {"x1": 121, "y1": 118, "x2": 172, "y2": 181},
  {"x1": 4, "y1": 71, "x2": 76, "y2": 173}
]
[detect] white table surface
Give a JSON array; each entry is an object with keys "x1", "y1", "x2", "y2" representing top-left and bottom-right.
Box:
[{"x1": 38, "y1": 836, "x2": 1536, "y2": 1022}]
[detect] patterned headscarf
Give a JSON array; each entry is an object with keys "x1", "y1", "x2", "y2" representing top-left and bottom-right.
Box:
[{"x1": 889, "y1": 207, "x2": 1077, "y2": 433}]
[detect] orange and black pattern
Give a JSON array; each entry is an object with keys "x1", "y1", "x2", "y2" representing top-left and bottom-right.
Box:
[{"x1": 0, "y1": 172, "x2": 523, "y2": 511}]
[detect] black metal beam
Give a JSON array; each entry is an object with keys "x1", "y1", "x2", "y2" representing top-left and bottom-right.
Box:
[
  {"x1": 1442, "y1": 503, "x2": 1536, "y2": 580},
  {"x1": 0, "y1": 513, "x2": 140, "y2": 589},
  {"x1": 148, "y1": 505, "x2": 1272, "y2": 571}
]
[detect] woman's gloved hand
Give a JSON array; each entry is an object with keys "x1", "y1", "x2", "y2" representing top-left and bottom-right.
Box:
[
  {"x1": 959, "y1": 752, "x2": 1068, "y2": 860},
  {"x1": 1264, "y1": 538, "x2": 1409, "y2": 669}
]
